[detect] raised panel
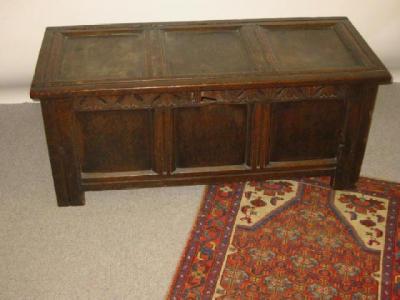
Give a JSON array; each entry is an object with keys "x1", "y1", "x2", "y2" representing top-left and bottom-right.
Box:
[
  {"x1": 259, "y1": 25, "x2": 363, "y2": 71},
  {"x1": 76, "y1": 110, "x2": 152, "y2": 172},
  {"x1": 174, "y1": 104, "x2": 248, "y2": 168},
  {"x1": 58, "y1": 31, "x2": 146, "y2": 81},
  {"x1": 270, "y1": 99, "x2": 345, "y2": 161},
  {"x1": 163, "y1": 28, "x2": 259, "y2": 76}
]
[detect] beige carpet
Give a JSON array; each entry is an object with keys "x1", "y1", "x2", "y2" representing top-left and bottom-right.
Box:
[{"x1": 0, "y1": 84, "x2": 399, "y2": 299}]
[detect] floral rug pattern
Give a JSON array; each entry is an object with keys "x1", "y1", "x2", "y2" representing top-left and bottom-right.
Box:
[{"x1": 168, "y1": 177, "x2": 400, "y2": 299}]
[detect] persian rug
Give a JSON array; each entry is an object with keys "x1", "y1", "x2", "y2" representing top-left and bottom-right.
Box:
[{"x1": 168, "y1": 177, "x2": 400, "y2": 300}]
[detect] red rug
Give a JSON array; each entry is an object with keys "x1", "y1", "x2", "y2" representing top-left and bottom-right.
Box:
[{"x1": 168, "y1": 177, "x2": 400, "y2": 299}]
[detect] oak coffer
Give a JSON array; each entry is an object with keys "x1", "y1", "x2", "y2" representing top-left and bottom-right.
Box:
[{"x1": 30, "y1": 17, "x2": 391, "y2": 206}]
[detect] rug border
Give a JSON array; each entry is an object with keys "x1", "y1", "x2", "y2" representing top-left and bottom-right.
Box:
[
  {"x1": 165, "y1": 185, "x2": 211, "y2": 300},
  {"x1": 166, "y1": 176, "x2": 400, "y2": 299}
]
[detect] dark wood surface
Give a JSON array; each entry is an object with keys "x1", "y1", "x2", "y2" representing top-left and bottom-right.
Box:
[
  {"x1": 30, "y1": 17, "x2": 391, "y2": 206},
  {"x1": 31, "y1": 17, "x2": 390, "y2": 98}
]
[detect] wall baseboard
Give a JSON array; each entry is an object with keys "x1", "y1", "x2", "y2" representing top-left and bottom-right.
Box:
[
  {"x1": 391, "y1": 70, "x2": 400, "y2": 84},
  {"x1": 0, "y1": 86, "x2": 31, "y2": 104}
]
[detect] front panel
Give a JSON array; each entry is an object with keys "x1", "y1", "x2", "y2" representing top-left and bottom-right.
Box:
[
  {"x1": 174, "y1": 103, "x2": 249, "y2": 169},
  {"x1": 269, "y1": 98, "x2": 345, "y2": 162},
  {"x1": 71, "y1": 86, "x2": 350, "y2": 193},
  {"x1": 76, "y1": 109, "x2": 153, "y2": 173}
]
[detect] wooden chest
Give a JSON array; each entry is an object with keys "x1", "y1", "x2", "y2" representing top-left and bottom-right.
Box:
[{"x1": 31, "y1": 17, "x2": 391, "y2": 206}]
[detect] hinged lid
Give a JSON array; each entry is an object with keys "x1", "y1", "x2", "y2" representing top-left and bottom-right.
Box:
[{"x1": 30, "y1": 17, "x2": 391, "y2": 99}]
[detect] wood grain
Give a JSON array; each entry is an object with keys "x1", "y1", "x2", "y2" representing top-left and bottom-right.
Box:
[
  {"x1": 31, "y1": 17, "x2": 391, "y2": 99},
  {"x1": 31, "y1": 18, "x2": 391, "y2": 206}
]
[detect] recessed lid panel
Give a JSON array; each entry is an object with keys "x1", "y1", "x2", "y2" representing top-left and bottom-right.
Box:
[
  {"x1": 58, "y1": 32, "x2": 146, "y2": 81},
  {"x1": 260, "y1": 27, "x2": 362, "y2": 71},
  {"x1": 163, "y1": 28, "x2": 260, "y2": 76}
]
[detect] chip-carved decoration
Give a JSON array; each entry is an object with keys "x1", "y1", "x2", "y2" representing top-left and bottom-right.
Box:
[
  {"x1": 75, "y1": 92, "x2": 195, "y2": 111},
  {"x1": 200, "y1": 86, "x2": 346, "y2": 104},
  {"x1": 74, "y1": 86, "x2": 346, "y2": 111}
]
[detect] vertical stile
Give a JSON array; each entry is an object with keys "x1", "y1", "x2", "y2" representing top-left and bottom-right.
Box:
[
  {"x1": 259, "y1": 103, "x2": 271, "y2": 168},
  {"x1": 153, "y1": 108, "x2": 165, "y2": 174},
  {"x1": 164, "y1": 106, "x2": 175, "y2": 175}
]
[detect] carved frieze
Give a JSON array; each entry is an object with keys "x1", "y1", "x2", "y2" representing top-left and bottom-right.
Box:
[
  {"x1": 74, "y1": 86, "x2": 347, "y2": 111},
  {"x1": 199, "y1": 86, "x2": 346, "y2": 103},
  {"x1": 74, "y1": 92, "x2": 195, "y2": 111}
]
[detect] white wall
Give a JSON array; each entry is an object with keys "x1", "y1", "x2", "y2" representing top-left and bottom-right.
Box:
[{"x1": 1, "y1": 0, "x2": 399, "y2": 103}]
